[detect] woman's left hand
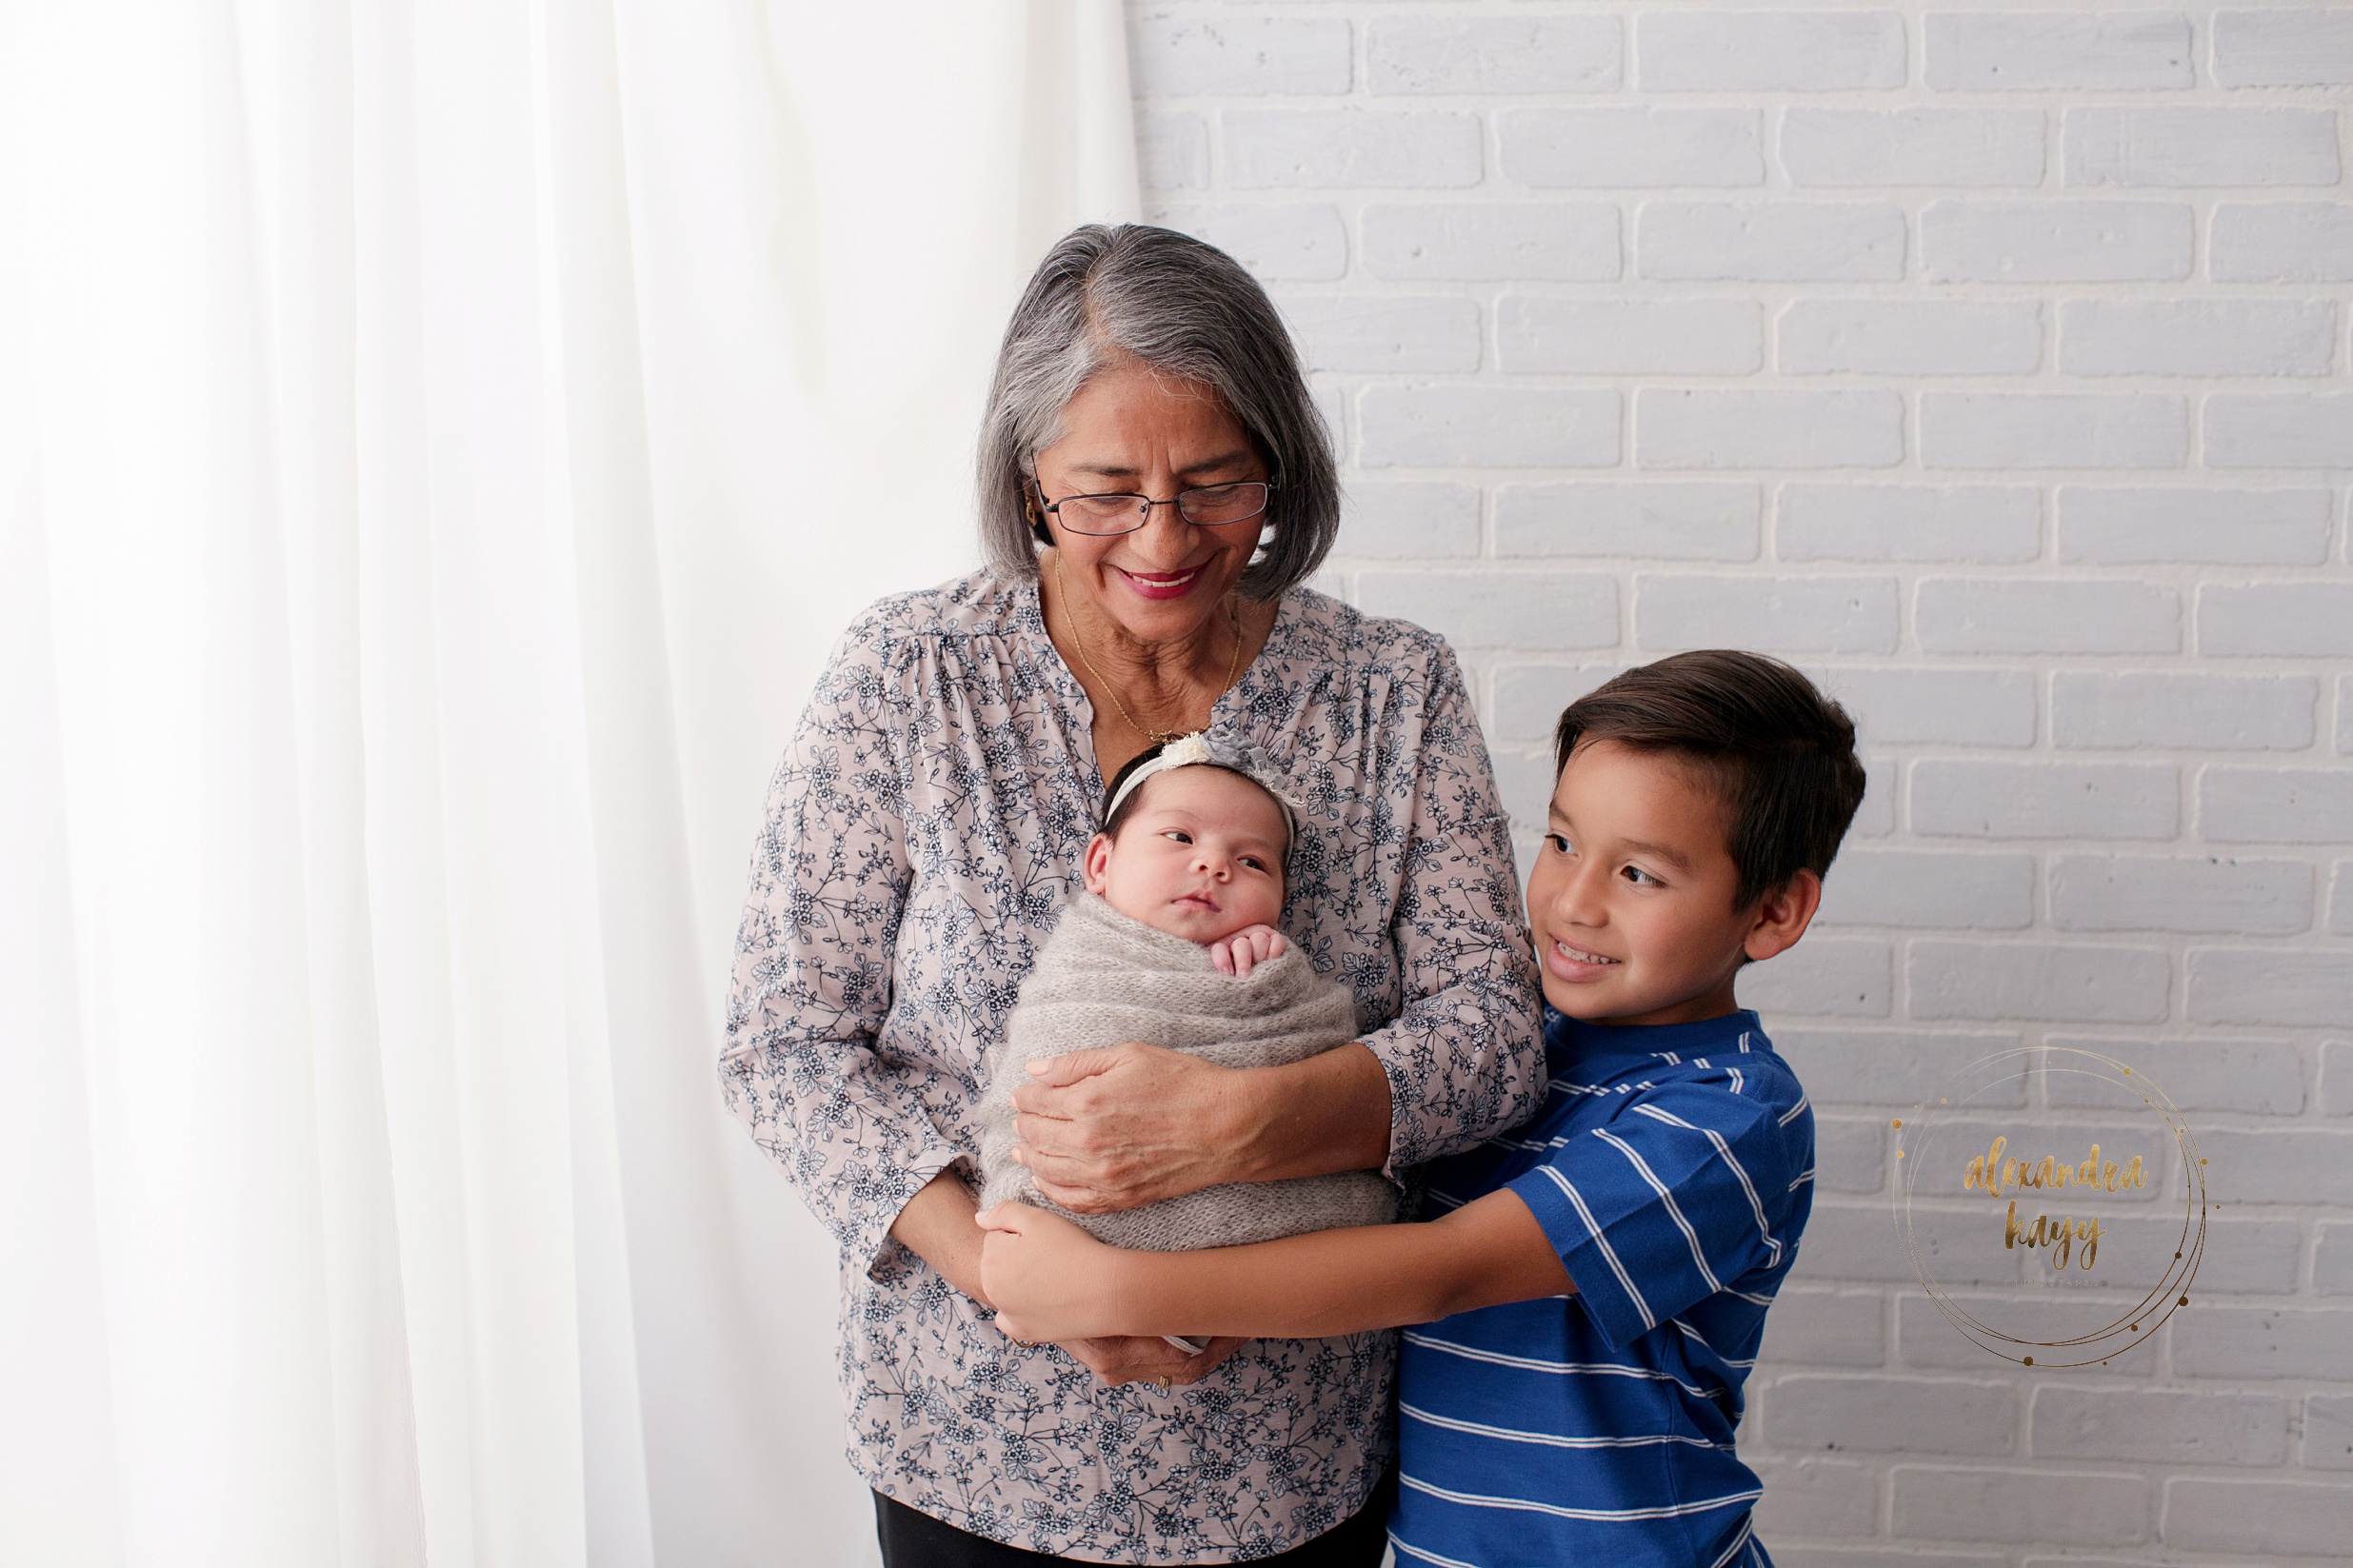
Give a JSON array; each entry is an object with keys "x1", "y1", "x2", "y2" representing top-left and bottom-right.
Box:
[{"x1": 1008, "y1": 1043, "x2": 1246, "y2": 1212}]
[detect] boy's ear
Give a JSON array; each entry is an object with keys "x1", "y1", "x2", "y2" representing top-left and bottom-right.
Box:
[
  {"x1": 1081, "y1": 832, "x2": 1115, "y2": 894},
  {"x1": 1742, "y1": 868, "x2": 1823, "y2": 965}
]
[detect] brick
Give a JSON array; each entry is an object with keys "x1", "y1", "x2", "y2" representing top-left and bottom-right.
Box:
[
  {"x1": 2206, "y1": 393, "x2": 2353, "y2": 467},
  {"x1": 2049, "y1": 856, "x2": 2314, "y2": 936},
  {"x1": 1909, "y1": 942, "x2": 2170, "y2": 1023},
  {"x1": 1784, "y1": 109, "x2": 2044, "y2": 188},
  {"x1": 1640, "y1": 202, "x2": 1906, "y2": 282},
  {"x1": 1924, "y1": 12, "x2": 2191, "y2": 90},
  {"x1": 1779, "y1": 301, "x2": 2041, "y2": 376},
  {"x1": 1638, "y1": 11, "x2": 1905, "y2": 91},
  {"x1": 2175, "y1": 1305, "x2": 2353, "y2": 1379},
  {"x1": 1745, "y1": 939, "x2": 1893, "y2": 1020},
  {"x1": 1892, "y1": 1466, "x2": 2149, "y2": 1545},
  {"x1": 2058, "y1": 486, "x2": 2332, "y2": 566},
  {"x1": 2214, "y1": 10, "x2": 2353, "y2": 86},
  {"x1": 1355, "y1": 571, "x2": 1616, "y2": 653},
  {"x1": 2342, "y1": 681, "x2": 2353, "y2": 757},
  {"x1": 2210, "y1": 203, "x2": 2353, "y2": 282},
  {"x1": 2328, "y1": 1040, "x2": 2353, "y2": 1116},
  {"x1": 1495, "y1": 483, "x2": 1758, "y2": 562},
  {"x1": 2315, "y1": 1222, "x2": 2353, "y2": 1295},
  {"x1": 2196, "y1": 1127, "x2": 2353, "y2": 1205},
  {"x1": 2187, "y1": 947, "x2": 2353, "y2": 1026},
  {"x1": 1635, "y1": 573, "x2": 1899, "y2": 653},
  {"x1": 1499, "y1": 298, "x2": 1762, "y2": 376},
  {"x1": 1766, "y1": 1375, "x2": 2012, "y2": 1456},
  {"x1": 1798, "y1": 1201, "x2": 2022, "y2": 1284},
  {"x1": 1923, "y1": 200, "x2": 2191, "y2": 283},
  {"x1": 1358, "y1": 387, "x2": 1619, "y2": 468},
  {"x1": 2052, "y1": 673, "x2": 2317, "y2": 751},
  {"x1": 1916, "y1": 580, "x2": 2180, "y2": 656},
  {"x1": 2199, "y1": 584, "x2": 2353, "y2": 657},
  {"x1": 1637, "y1": 390, "x2": 1903, "y2": 469},
  {"x1": 1922, "y1": 392, "x2": 2187, "y2": 470},
  {"x1": 1149, "y1": 204, "x2": 1346, "y2": 281},
  {"x1": 1811, "y1": 666, "x2": 2037, "y2": 747},
  {"x1": 1818, "y1": 850, "x2": 2034, "y2": 929},
  {"x1": 2044, "y1": 1035, "x2": 2305, "y2": 1111},
  {"x1": 1913, "y1": 760, "x2": 2178, "y2": 839},
  {"x1": 2200, "y1": 767, "x2": 2353, "y2": 844},
  {"x1": 2309, "y1": 1394, "x2": 2353, "y2": 1469},
  {"x1": 2060, "y1": 299, "x2": 2335, "y2": 377},
  {"x1": 1898, "y1": 1292, "x2": 2152, "y2": 1373},
  {"x1": 1491, "y1": 747, "x2": 1557, "y2": 835},
  {"x1": 1362, "y1": 203, "x2": 1620, "y2": 281},
  {"x1": 2163, "y1": 1479, "x2": 2353, "y2": 1556},
  {"x1": 1226, "y1": 110, "x2": 1480, "y2": 189},
  {"x1": 1773, "y1": 1027, "x2": 2026, "y2": 1108},
  {"x1": 1779, "y1": 485, "x2": 2040, "y2": 563},
  {"x1": 2065, "y1": 108, "x2": 2341, "y2": 189},
  {"x1": 1337, "y1": 481, "x2": 1479, "y2": 560},
  {"x1": 1278, "y1": 296, "x2": 1479, "y2": 374},
  {"x1": 1128, "y1": 17, "x2": 1350, "y2": 97},
  {"x1": 1366, "y1": 16, "x2": 1619, "y2": 95},
  {"x1": 1500, "y1": 109, "x2": 1761, "y2": 189},
  {"x1": 2033, "y1": 1388, "x2": 2285, "y2": 1466},
  {"x1": 1758, "y1": 1288, "x2": 1886, "y2": 1369},
  {"x1": 1815, "y1": 1116, "x2": 1888, "y2": 1193},
  {"x1": 1490, "y1": 665, "x2": 1629, "y2": 743},
  {"x1": 2092, "y1": 1215, "x2": 2299, "y2": 1293},
  {"x1": 1137, "y1": 111, "x2": 1207, "y2": 189},
  {"x1": 1853, "y1": 758, "x2": 1895, "y2": 839},
  {"x1": 2337, "y1": 860, "x2": 2353, "y2": 934},
  {"x1": 1747, "y1": 1457, "x2": 1880, "y2": 1539}
]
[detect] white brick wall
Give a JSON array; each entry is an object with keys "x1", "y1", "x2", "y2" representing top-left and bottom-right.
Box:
[{"x1": 1131, "y1": 3, "x2": 2351, "y2": 1559}]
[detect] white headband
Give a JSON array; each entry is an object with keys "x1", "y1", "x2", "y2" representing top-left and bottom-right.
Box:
[{"x1": 1104, "y1": 732, "x2": 1306, "y2": 852}]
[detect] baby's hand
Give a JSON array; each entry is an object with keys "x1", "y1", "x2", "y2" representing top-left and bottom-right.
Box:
[{"x1": 1208, "y1": 923, "x2": 1286, "y2": 978}]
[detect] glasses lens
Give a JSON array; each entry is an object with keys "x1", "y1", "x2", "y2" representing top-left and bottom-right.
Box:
[
  {"x1": 1055, "y1": 494, "x2": 1148, "y2": 534},
  {"x1": 1176, "y1": 482, "x2": 1270, "y2": 526}
]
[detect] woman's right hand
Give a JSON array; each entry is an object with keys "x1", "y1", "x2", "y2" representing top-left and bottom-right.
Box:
[{"x1": 1057, "y1": 1334, "x2": 1246, "y2": 1388}]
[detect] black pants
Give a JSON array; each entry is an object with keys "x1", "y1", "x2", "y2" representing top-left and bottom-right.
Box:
[{"x1": 874, "y1": 1471, "x2": 1396, "y2": 1568}]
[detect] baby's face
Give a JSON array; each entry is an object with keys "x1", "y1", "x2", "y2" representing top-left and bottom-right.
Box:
[{"x1": 1083, "y1": 765, "x2": 1287, "y2": 944}]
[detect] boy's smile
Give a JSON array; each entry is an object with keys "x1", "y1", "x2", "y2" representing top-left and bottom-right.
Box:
[{"x1": 1530, "y1": 739, "x2": 1818, "y2": 1027}]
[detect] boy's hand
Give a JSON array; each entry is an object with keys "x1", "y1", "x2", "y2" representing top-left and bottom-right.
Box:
[
  {"x1": 978, "y1": 1202, "x2": 1245, "y2": 1385},
  {"x1": 1208, "y1": 923, "x2": 1286, "y2": 978}
]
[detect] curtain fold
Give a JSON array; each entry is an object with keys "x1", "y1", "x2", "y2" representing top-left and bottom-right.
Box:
[{"x1": 0, "y1": 4, "x2": 1138, "y2": 1564}]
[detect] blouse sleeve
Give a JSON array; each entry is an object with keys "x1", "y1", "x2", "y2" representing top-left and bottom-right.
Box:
[
  {"x1": 717, "y1": 613, "x2": 962, "y2": 1276},
  {"x1": 1366, "y1": 643, "x2": 1547, "y2": 1176}
]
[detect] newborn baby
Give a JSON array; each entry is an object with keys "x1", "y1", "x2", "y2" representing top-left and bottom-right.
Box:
[{"x1": 976, "y1": 735, "x2": 1398, "y2": 1256}]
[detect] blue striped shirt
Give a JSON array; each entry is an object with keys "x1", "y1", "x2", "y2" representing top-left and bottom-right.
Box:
[{"x1": 1391, "y1": 1009, "x2": 1814, "y2": 1568}]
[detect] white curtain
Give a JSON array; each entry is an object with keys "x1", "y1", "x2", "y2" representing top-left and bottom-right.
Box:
[{"x1": 0, "y1": 3, "x2": 1136, "y2": 1564}]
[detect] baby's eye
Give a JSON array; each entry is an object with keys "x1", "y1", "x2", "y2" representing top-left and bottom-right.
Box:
[
  {"x1": 1621, "y1": 863, "x2": 1663, "y2": 887},
  {"x1": 1161, "y1": 829, "x2": 1194, "y2": 844},
  {"x1": 1239, "y1": 855, "x2": 1268, "y2": 872},
  {"x1": 1544, "y1": 832, "x2": 1572, "y2": 855}
]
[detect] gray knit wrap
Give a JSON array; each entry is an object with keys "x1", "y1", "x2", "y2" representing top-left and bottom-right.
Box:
[{"x1": 977, "y1": 892, "x2": 1399, "y2": 1250}]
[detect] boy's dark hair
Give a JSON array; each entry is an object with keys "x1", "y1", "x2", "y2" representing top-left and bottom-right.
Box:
[
  {"x1": 1553, "y1": 650, "x2": 1865, "y2": 909},
  {"x1": 1100, "y1": 744, "x2": 1289, "y2": 862}
]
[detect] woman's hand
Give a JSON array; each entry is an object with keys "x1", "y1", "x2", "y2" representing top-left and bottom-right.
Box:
[
  {"x1": 979, "y1": 1201, "x2": 1245, "y2": 1385},
  {"x1": 1009, "y1": 1043, "x2": 1248, "y2": 1212},
  {"x1": 1010, "y1": 1041, "x2": 1393, "y2": 1214},
  {"x1": 1208, "y1": 923, "x2": 1287, "y2": 978}
]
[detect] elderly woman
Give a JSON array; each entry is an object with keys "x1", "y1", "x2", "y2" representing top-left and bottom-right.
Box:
[{"x1": 722, "y1": 225, "x2": 1543, "y2": 1566}]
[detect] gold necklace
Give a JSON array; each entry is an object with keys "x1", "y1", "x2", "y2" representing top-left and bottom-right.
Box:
[{"x1": 1054, "y1": 553, "x2": 1243, "y2": 745}]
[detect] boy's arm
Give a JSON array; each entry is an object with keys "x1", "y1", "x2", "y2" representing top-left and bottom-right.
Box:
[{"x1": 976, "y1": 1194, "x2": 1573, "y2": 1344}]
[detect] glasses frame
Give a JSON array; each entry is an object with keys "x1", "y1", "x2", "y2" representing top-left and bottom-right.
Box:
[{"x1": 1036, "y1": 478, "x2": 1278, "y2": 537}]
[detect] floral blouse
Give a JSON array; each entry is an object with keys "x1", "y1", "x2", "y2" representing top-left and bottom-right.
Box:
[{"x1": 720, "y1": 571, "x2": 1543, "y2": 1562}]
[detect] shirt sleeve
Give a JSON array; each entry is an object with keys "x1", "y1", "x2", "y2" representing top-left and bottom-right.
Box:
[
  {"x1": 1364, "y1": 641, "x2": 1547, "y2": 1176},
  {"x1": 1508, "y1": 1078, "x2": 1805, "y2": 1349},
  {"x1": 717, "y1": 611, "x2": 963, "y2": 1277}
]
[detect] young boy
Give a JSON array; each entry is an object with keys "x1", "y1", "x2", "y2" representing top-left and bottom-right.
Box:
[
  {"x1": 976, "y1": 733, "x2": 1395, "y2": 1256},
  {"x1": 980, "y1": 651, "x2": 1866, "y2": 1568}
]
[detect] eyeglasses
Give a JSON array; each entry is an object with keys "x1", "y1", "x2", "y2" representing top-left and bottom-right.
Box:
[{"x1": 1037, "y1": 480, "x2": 1276, "y2": 536}]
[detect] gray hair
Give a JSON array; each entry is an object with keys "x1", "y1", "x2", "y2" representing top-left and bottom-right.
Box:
[{"x1": 976, "y1": 225, "x2": 1340, "y2": 600}]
